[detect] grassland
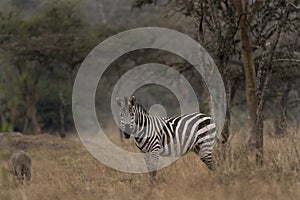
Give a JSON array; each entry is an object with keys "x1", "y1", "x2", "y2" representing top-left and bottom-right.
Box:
[{"x1": 0, "y1": 128, "x2": 299, "y2": 200}]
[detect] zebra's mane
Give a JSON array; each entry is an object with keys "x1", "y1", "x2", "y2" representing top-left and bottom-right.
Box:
[{"x1": 133, "y1": 103, "x2": 148, "y2": 114}]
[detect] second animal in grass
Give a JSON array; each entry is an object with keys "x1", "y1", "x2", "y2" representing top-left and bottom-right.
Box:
[{"x1": 11, "y1": 150, "x2": 32, "y2": 183}]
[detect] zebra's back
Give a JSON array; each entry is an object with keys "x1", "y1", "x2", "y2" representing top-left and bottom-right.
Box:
[{"x1": 157, "y1": 112, "x2": 217, "y2": 157}]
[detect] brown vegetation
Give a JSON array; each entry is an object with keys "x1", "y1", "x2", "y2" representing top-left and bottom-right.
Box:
[{"x1": 0, "y1": 128, "x2": 299, "y2": 200}]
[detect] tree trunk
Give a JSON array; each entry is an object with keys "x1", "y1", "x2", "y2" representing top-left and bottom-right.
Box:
[
  {"x1": 0, "y1": 105, "x2": 7, "y2": 131},
  {"x1": 26, "y1": 93, "x2": 41, "y2": 134},
  {"x1": 256, "y1": 97, "x2": 264, "y2": 166},
  {"x1": 274, "y1": 82, "x2": 291, "y2": 137},
  {"x1": 59, "y1": 88, "x2": 66, "y2": 138},
  {"x1": 297, "y1": 87, "x2": 300, "y2": 134},
  {"x1": 233, "y1": 0, "x2": 258, "y2": 149},
  {"x1": 222, "y1": 102, "x2": 231, "y2": 143},
  {"x1": 256, "y1": 64, "x2": 267, "y2": 166},
  {"x1": 221, "y1": 75, "x2": 232, "y2": 143},
  {"x1": 22, "y1": 117, "x2": 28, "y2": 134}
]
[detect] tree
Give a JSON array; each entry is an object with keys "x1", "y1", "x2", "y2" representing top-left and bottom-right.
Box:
[
  {"x1": 252, "y1": 1, "x2": 298, "y2": 164},
  {"x1": 0, "y1": 0, "x2": 89, "y2": 134},
  {"x1": 232, "y1": 0, "x2": 259, "y2": 150},
  {"x1": 132, "y1": 0, "x2": 300, "y2": 165},
  {"x1": 133, "y1": 0, "x2": 243, "y2": 143},
  {"x1": 0, "y1": 0, "x2": 120, "y2": 134},
  {"x1": 0, "y1": 64, "x2": 23, "y2": 131}
]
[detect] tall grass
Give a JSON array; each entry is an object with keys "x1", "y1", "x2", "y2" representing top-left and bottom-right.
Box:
[
  {"x1": 215, "y1": 130, "x2": 300, "y2": 184},
  {"x1": 0, "y1": 129, "x2": 299, "y2": 200}
]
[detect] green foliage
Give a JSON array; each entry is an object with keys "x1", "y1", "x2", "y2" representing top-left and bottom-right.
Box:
[
  {"x1": 37, "y1": 77, "x2": 73, "y2": 131},
  {"x1": 0, "y1": 65, "x2": 22, "y2": 132},
  {"x1": 42, "y1": 0, "x2": 84, "y2": 33},
  {"x1": 0, "y1": 0, "x2": 119, "y2": 133},
  {"x1": 0, "y1": 122, "x2": 11, "y2": 132},
  {"x1": 132, "y1": 0, "x2": 158, "y2": 8},
  {"x1": 11, "y1": 0, "x2": 37, "y2": 9},
  {"x1": 0, "y1": 10, "x2": 23, "y2": 37},
  {"x1": 92, "y1": 23, "x2": 121, "y2": 39}
]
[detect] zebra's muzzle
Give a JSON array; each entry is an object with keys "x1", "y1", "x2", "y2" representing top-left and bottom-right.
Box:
[{"x1": 124, "y1": 124, "x2": 131, "y2": 139}]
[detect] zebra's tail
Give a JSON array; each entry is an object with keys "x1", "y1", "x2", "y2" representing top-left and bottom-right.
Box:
[{"x1": 216, "y1": 133, "x2": 227, "y2": 144}]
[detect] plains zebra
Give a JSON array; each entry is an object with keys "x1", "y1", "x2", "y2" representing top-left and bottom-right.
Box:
[{"x1": 116, "y1": 96, "x2": 218, "y2": 179}]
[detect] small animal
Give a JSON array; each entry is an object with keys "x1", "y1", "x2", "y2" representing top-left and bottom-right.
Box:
[{"x1": 11, "y1": 150, "x2": 32, "y2": 183}]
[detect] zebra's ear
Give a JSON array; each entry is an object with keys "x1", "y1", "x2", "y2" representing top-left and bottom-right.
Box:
[
  {"x1": 129, "y1": 96, "x2": 136, "y2": 106},
  {"x1": 115, "y1": 98, "x2": 123, "y2": 107}
]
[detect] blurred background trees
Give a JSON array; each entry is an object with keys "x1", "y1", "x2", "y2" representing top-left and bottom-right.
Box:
[
  {"x1": 0, "y1": 0, "x2": 120, "y2": 134},
  {"x1": 0, "y1": 0, "x2": 189, "y2": 134}
]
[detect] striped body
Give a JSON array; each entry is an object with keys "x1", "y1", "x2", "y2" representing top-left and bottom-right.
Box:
[
  {"x1": 116, "y1": 96, "x2": 217, "y2": 179},
  {"x1": 132, "y1": 108, "x2": 216, "y2": 159}
]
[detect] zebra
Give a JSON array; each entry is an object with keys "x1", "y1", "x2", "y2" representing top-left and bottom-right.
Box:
[{"x1": 116, "y1": 96, "x2": 218, "y2": 180}]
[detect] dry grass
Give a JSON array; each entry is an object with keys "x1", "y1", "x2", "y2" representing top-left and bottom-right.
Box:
[{"x1": 0, "y1": 128, "x2": 299, "y2": 200}]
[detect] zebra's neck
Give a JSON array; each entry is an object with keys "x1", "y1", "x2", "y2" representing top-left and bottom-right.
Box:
[
  {"x1": 131, "y1": 104, "x2": 148, "y2": 138},
  {"x1": 132, "y1": 104, "x2": 165, "y2": 142},
  {"x1": 134, "y1": 104, "x2": 148, "y2": 115},
  {"x1": 131, "y1": 104, "x2": 149, "y2": 137}
]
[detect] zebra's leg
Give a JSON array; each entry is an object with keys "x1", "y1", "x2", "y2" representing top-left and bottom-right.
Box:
[
  {"x1": 200, "y1": 153, "x2": 216, "y2": 171},
  {"x1": 144, "y1": 153, "x2": 151, "y2": 172},
  {"x1": 119, "y1": 128, "x2": 124, "y2": 142},
  {"x1": 144, "y1": 151, "x2": 159, "y2": 182},
  {"x1": 194, "y1": 145, "x2": 216, "y2": 171}
]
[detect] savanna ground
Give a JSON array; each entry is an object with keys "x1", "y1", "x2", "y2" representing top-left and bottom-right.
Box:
[{"x1": 0, "y1": 126, "x2": 300, "y2": 200}]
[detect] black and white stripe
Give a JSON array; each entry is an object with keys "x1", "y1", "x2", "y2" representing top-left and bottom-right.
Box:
[{"x1": 116, "y1": 96, "x2": 218, "y2": 179}]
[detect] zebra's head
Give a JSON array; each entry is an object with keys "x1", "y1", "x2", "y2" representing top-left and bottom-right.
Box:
[{"x1": 115, "y1": 96, "x2": 137, "y2": 139}]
